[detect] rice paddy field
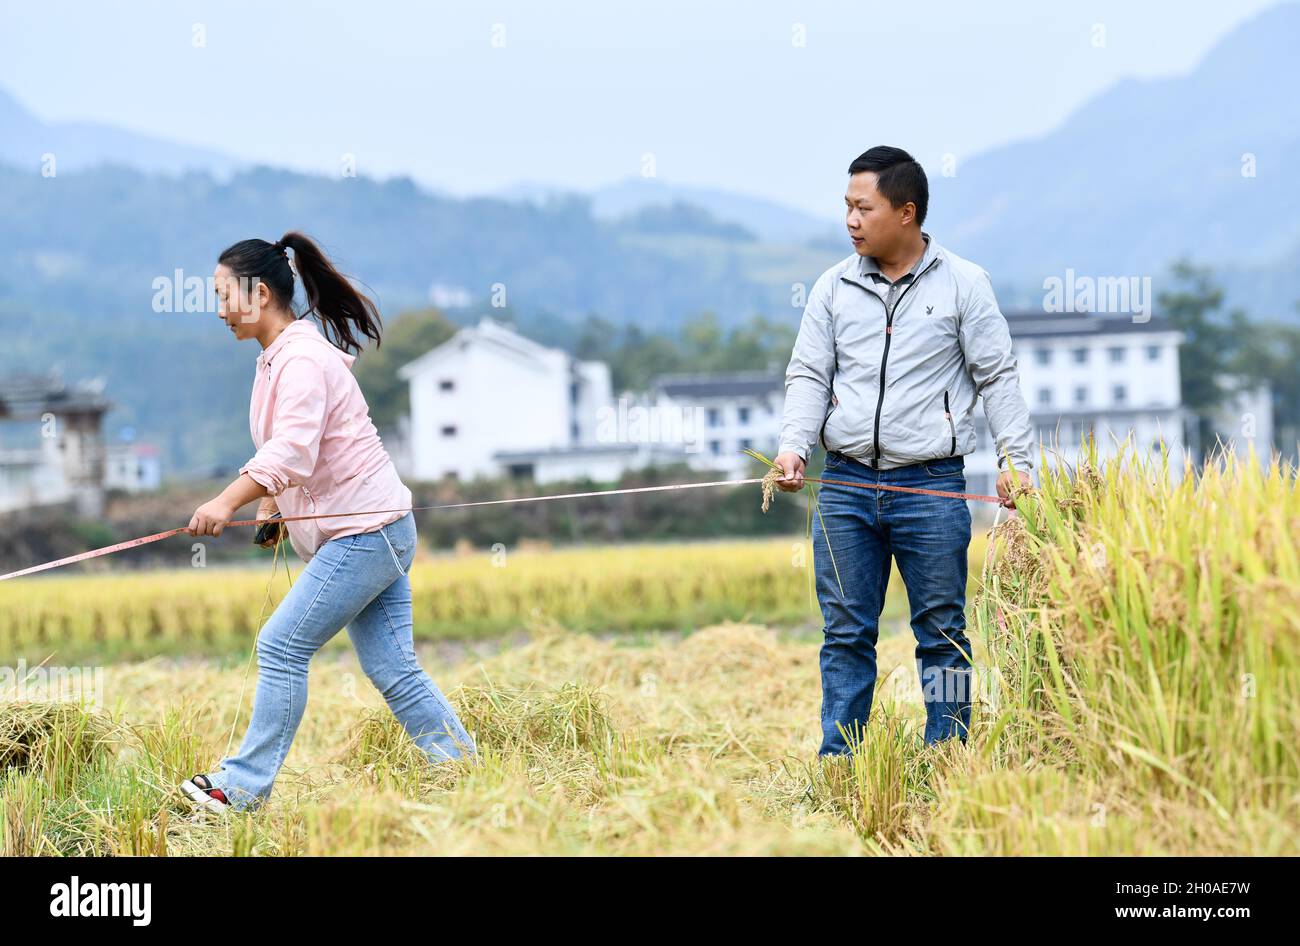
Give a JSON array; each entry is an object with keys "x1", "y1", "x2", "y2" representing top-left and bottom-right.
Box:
[{"x1": 2, "y1": 447, "x2": 1297, "y2": 856}]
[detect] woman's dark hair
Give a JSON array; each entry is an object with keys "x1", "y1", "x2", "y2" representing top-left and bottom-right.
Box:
[{"x1": 217, "y1": 231, "x2": 382, "y2": 353}]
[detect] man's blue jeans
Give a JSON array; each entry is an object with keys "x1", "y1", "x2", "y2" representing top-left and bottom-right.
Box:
[
  {"x1": 812, "y1": 451, "x2": 973, "y2": 753},
  {"x1": 208, "y1": 512, "x2": 474, "y2": 809}
]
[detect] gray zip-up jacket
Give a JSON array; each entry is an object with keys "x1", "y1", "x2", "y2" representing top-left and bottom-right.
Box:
[{"x1": 778, "y1": 234, "x2": 1034, "y2": 472}]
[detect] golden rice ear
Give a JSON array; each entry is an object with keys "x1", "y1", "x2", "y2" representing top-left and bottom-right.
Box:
[{"x1": 760, "y1": 467, "x2": 781, "y2": 513}]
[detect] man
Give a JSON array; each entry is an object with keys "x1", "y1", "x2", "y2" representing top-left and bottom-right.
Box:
[{"x1": 775, "y1": 146, "x2": 1033, "y2": 753}]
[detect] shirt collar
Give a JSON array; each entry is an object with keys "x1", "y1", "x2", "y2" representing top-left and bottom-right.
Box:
[{"x1": 860, "y1": 231, "x2": 932, "y2": 283}]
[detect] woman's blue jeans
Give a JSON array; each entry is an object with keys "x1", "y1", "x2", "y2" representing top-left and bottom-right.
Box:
[
  {"x1": 208, "y1": 512, "x2": 474, "y2": 809},
  {"x1": 812, "y1": 451, "x2": 974, "y2": 754}
]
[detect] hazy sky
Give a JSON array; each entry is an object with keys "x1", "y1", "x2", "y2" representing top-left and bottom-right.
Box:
[{"x1": 0, "y1": 0, "x2": 1283, "y2": 217}]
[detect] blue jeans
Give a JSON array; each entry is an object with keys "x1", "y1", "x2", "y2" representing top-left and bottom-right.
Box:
[
  {"x1": 209, "y1": 511, "x2": 474, "y2": 809},
  {"x1": 812, "y1": 451, "x2": 973, "y2": 753}
]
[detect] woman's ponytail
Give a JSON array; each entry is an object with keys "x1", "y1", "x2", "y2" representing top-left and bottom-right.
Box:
[
  {"x1": 277, "y1": 231, "x2": 383, "y2": 353},
  {"x1": 218, "y1": 231, "x2": 384, "y2": 354}
]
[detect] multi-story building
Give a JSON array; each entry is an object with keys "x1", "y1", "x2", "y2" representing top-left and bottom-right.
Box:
[
  {"x1": 965, "y1": 313, "x2": 1188, "y2": 497},
  {"x1": 648, "y1": 372, "x2": 784, "y2": 478},
  {"x1": 397, "y1": 318, "x2": 615, "y2": 482},
  {"x1": 397, "y1": 312, "x2": 1272, "y2": 495},
  {"x1": 397, "y1": 321, "x2": 785, "y2": 484},
  {"x1": 0, "y1": 373, "x2": 115, "y2": 516}
]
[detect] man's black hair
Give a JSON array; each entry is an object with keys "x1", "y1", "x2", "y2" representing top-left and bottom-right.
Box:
[{"x1": 847, "y1": 146, "x2": 928, "y2": 226}]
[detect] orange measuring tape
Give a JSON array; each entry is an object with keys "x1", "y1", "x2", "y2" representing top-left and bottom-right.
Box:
[{"x1": 0, "y1": 475, "x2": 1003, "y2": 582}]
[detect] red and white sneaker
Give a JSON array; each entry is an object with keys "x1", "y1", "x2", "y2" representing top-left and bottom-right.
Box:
[{"x1": 180, "y1": 774, "x2": 231, "y2": 813}]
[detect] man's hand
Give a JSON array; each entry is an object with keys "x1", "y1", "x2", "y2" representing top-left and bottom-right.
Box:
[
  {"x1": 774, "y1": 451, "x2": 806, "y2": 492},
  {"x1": 995, "y1": 469, "x2": 1033, "y2": 509},
  {"x1": 186, "y1": 496, "x2": 238, "y2": 537}
]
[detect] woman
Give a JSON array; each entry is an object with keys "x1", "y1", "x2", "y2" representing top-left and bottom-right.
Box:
[{"x1": 180, "y1": 231, "x2": 474, "y2": 813}]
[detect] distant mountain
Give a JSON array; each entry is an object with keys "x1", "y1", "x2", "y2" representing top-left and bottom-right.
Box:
[
  {"x1": 509, "y1": 177, "x2": 839, "y2": 245},
  {"x1": 0, "y1": 87, "x2": 245, "y2": 177},
  {"x1": 0, "y1": 162, "x2": 838, "y2": 477},
  {"x1": 3, "y1": 4, "x2": 1300, "y2": 480},
  {"x1": 927, "y1": 2, "x2": 1300, "y2": 317},
  {"x1": 1220, "y1": 238, "x2": 1300, "y2": 321}
]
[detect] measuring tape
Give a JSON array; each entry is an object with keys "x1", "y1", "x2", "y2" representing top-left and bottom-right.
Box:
[{"x1": 0, "y1": 475, "x2": 1003, "y2": 582}]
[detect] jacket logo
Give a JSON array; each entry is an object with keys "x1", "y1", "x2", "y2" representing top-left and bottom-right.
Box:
[{"x1": 926, "y1": 305, "x2": 934, "y2": 315}]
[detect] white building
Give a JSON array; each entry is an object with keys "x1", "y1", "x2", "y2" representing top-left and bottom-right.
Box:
[
  {"x1": 1206, "y1": 376, "x2": 1274, "y2": 462},
  {"x1": 649, "y1": 372, "x2": 784, "y2": 478},
  {"x1": 0, "y1": 374, "x2": 115, "y2": 517},
  {"x1": 397, "y1": 318, "x2": 615, "y2": 482},
  {"x1": 397, "y1": 320, "x2": 788, "y2": 484},
  {"x1": 965, "y1": 313, "x2": 1187, "y2": 497},
  {"x1": 104, "y1": 441, "x2": 163, "y2": 493},
  {"x1": 396, "y1": 313, "x2": 1217, "y2": 491}
]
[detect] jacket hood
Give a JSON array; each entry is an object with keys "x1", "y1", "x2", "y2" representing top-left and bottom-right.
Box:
[{"x1": 256, "y1": 317, "x2": 357, "y2": 369}]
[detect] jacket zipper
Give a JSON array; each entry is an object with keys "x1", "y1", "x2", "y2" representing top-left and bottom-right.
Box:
[
  {"x1": 944, "y1": 390, "x2": 956, "y2": 456},
  {"x1": 871, "y1": 258, "x2": 939, "y2": 468}
]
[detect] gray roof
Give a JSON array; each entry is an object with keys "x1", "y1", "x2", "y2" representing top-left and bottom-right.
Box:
[
  {"x1": 494, "y1": 444, "x2": 682, "y2": 461},
  {"x1": 653, "y1": 371, "x2": 783, "y2": 400},
  {"x1": 0, "y1": 373, "x2": 110, "y2": 418},
  {"x1": 1004, "y1": 312, "x2": 1176, "y2": 338}
]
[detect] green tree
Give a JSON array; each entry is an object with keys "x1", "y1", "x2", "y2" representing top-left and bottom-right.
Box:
[{"x1": 1157, "y1": 262, "x2": 1242, "y2": 456}]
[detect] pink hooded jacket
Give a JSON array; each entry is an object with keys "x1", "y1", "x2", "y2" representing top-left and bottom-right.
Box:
[{"x1": 239, "y1": 318, "x2": 413, "y2": 562}]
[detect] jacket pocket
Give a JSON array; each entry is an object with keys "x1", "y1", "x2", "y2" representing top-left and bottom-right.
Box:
[
  {"x1": 944, "y1": 391, "x2": 956, "y2": 457},
  {"x1": 299, "y1": 485, "x2": 329, "y2": 549},
  {"x1": 818, "y1": 396, "x2": 839, "y2": 451}
]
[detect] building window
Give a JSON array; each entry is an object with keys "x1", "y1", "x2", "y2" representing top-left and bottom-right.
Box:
[
  {"x1": 1072, "y1": 347, "x2": 1088, "y2": 365},
  {"x1": 1035, "y1": 348, "x2": 1051, "y2": 366},
  {"x1": 1074, "y1": 386, "x2": 1088, "y2": 406},
  {"x1": 709, "y1": 440, "x2": 721, "y2": 455},
  {"x1": 737, "y1": 406, "x2": 751, "y2": 425},
  {"x1": 1037, "y1": 387, "x2": 1052, "y2": 406},
  {"x1": 740, "y1": 437, "x2": 753, "y2": 450},
  {"x1": 1108, "y1": 346, "x2": 1125, "y2": 364},
  {"x1": 440, "y1": 425, "x2": 457, "y2": 437},
  {"x1": 1113, "y1": 384, "x2": 1127, "y2": 404},
  {"x1": 1146, "y1": 344, "x2": 1160, "y2": 361},
  {"x1": 439, "y1": 379, "x2": 455, "y2": 392},
  {"x1": 707, "y1": 408, "x2": 721, "y2": 428},
  {"x1": 569, "y1": 380, "x2": 579, "y2": 406}
]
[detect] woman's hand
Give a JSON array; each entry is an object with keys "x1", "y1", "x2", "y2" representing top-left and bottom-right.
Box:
[
  {"x1": 255, "y1": 496, "x2": 284, "y2": 549},
  {"x1": 186, "y1": 496, "x2": 238, "y2": 537}
]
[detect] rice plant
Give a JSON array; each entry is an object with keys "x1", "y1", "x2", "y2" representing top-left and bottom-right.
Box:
[{"x1": 2, "y1": 444, "x2": 1294, "y2": 855}]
